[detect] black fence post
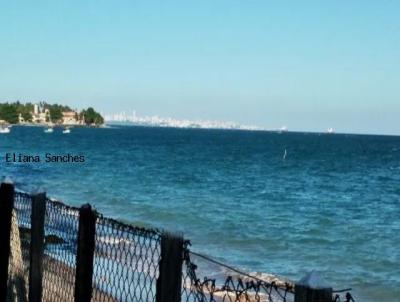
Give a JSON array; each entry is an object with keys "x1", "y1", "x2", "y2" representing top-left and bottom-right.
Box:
[
  {"x1": 74, "y1": 204, "x2": 97, "y2": 302},
  {"x1": 156, "y1": 232, "x2": 184, "y2": 302},
  {"x1": 29, "y1": 190, "x2": 46, "y2": 302},
  {"x1": 295, "y1": 271, "x2": 333, "y2": 302},
  {"x1": 0, "y1": 181, "x2": 15, "y2": 302}
]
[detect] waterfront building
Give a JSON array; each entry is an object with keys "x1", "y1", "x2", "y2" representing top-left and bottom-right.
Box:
[
  {"x1": 33, "y1": 104, "x2": 39, "y2": 115},
  {"x1": 62, "y1": 111, "x2": 80, "y2": 125},
  {"x1": 32, "y1": 107, "x2": 50, "y2": 124}
]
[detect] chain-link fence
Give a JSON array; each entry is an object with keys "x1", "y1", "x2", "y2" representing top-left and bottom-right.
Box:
[
  {"x1": 8, "y1": 189, "x2": 163, "y2": 302},
  {"x1": 181, "y1": 243, "x2": 295, "y2": 302},
  {"x1": 12, "y1": 192, "x2": 82, "y2": 301},
  {"x1": 42, "y1": 199, "x2": 80, "y2": 302},
  {"x1": 93, "y1": 216, "x2": 161, "y2": 301},
  {"x1": 1, "y1": 183, "x2": 355, "y2": 302},
  {"x1": 181, "y1": 247, "x2": 355, "y2": 302}
]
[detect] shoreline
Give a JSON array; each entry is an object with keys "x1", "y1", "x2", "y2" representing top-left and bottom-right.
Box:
[{"x1": 8, "y1": 123, "x2": 105, "y2": 128}]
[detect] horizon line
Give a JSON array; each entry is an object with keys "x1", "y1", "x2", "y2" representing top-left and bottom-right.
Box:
[{"x1": 104, "y1": 121, "x2": 400, "y2": 138}]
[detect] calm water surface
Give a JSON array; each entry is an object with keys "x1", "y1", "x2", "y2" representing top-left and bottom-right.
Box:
[{"x1": 1, "y1": 125, "x2": 399, "y2": 302}]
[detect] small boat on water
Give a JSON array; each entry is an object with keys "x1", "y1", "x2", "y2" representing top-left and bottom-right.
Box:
[
  {"x1": 62, "y1": 127, "x2": 71, "y2": 134},
  {"x1": 0, "y1": 126, "x2": 11, "y2": 134},
  {"x1": 327, "y1": 127, "x2": 335, "y2": 134},
  {"x1": 278, "y1": 126, "x2": 288, "y2": 133},
  {"x1": 44, "y1": 127, "x2": 54, "y2": 133}
]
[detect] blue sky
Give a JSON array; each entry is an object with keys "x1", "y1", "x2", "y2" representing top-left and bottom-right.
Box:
[{"x1": 0, "y1": 1, "x2": 399, "y2": 134}]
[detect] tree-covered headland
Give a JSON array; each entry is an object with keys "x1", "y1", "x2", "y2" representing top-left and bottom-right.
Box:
[
  {"x1": 0, "y1": 101, "x2": 104, "y2": 125},
  {"x1": 80, "y1": 107, "x2": 104, "y2": 125}
]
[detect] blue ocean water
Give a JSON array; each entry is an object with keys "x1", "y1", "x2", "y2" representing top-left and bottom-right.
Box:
[{"x1": 1, "y1": 125, "x2": 399, "y2": 301}]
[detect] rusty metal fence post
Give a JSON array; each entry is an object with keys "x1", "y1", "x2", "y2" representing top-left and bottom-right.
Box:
[
  {"x1": 74, "y1": 204, "x2": 97, "y2": 302},
  {"x1": 156, "y1": 232, "x2": 184, "y2": 302}
]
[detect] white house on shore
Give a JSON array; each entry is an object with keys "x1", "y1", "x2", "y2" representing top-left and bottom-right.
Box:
[
  {"x1": 30, "y1": 103, "x2": 84, "y2": 125},
  {"x1": 62, "y1": 111, "x2": 84, "y2": 125},
  {"x1": 32, "y1": 106, "x2": 50, "y2": 124}
]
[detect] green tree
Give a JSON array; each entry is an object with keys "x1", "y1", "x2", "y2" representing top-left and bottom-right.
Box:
[
  {"x1": 17, "y1": 102, "x2": 33, "y2": 122},
  {"x1": 49, "y1": 107, "x2": 63, "y2": 123},
  {"x1": 0, "y1": 103, "x2": 19, "y2": 124},
  {"x1": 81, "y1": 107, "x2": 104, "y2": 125}
]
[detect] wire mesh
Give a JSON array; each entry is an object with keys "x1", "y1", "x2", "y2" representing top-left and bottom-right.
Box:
[
  {"x1": 92, "y1": 215, "x2": 162, "y2": 302},
  {"x1": 11, "y1": 192, "x2": 164, "y2": 302},
  {"x1": 182, "y1": 243, "x2": 295, "y2": 302},
  {"x1": 8, "y1": 192, "x2": 31, "y2": 301},
  {"x1": 41, "y1": 198, "x2": 80, "y2": 302},
  {"x1": 13, "y1": 192, "x2": 32, "y2": 272},
  {"x1": 332, "y1": 292, "x2": 355, "y2": 302}
]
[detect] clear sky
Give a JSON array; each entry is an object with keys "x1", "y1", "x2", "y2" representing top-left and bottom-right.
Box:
[{"x1": 0, "y1": 1, "x2": 399, "y2": 134}]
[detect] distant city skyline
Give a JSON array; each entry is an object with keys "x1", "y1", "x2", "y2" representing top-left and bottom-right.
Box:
[
  {"x1": 1, "y1": 2, "x2": 399, "y2": 135},
  {"x1": 103, "y1": 110, "x2": 265, "y2": 131}
]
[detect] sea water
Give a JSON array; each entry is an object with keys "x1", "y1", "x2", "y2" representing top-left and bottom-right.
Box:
[{"x1": 1, "y1": 125, "x2": 399, "y2": 302}]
